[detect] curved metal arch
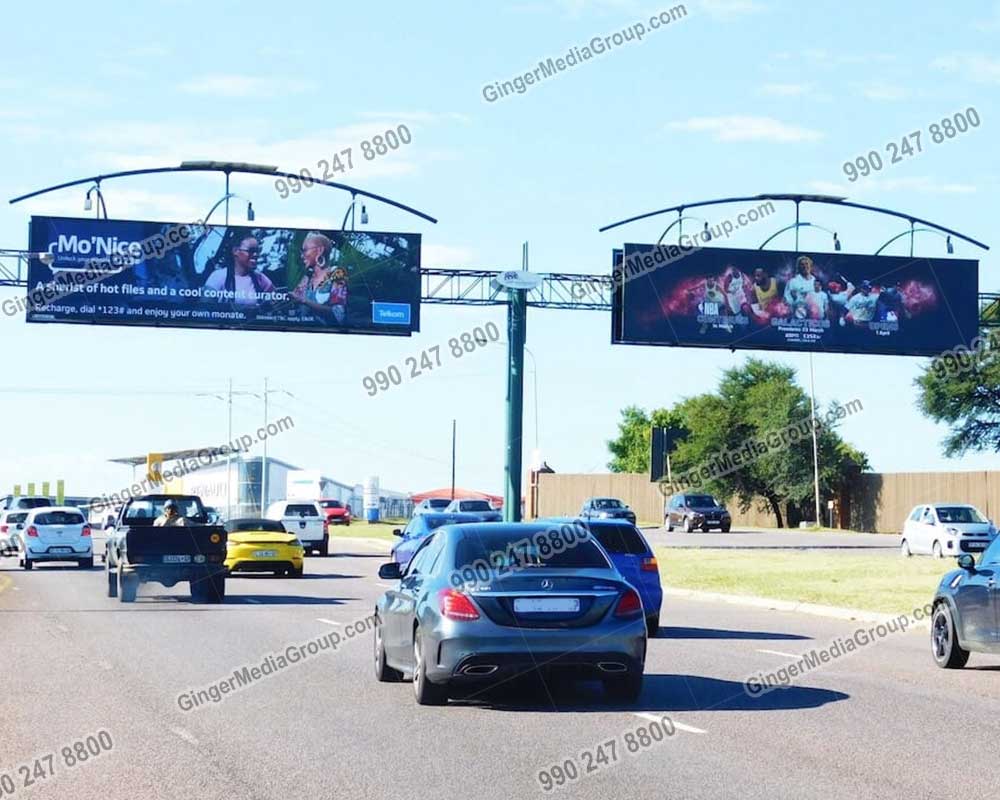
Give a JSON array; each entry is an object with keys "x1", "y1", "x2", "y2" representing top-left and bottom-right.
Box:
[
  {"x1": 598, "y1": 192, "x2": 988, "y2": 251},
  {"x1": 8, "y1": 162, "x2": 438, "y2": 225}
]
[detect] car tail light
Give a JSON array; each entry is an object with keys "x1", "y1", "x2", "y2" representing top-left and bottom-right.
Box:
[
  {"x1": 614, "y1": 587, "x2": 642, "y2": 618},
  {"x1": 26, "y1": 526, "x2": 39, "y2": 538},
  {"x1": 640, "y1": 556, "x2": 658, "y2": 572},
  {"x1": 438, "y1": 588, "x2": 480, "y2": 621},
  {"x1": 0, "y1": 525, "x2": 7, "y2": 534},
  {"x1": 81, "y1": 526, "x2": 92, "y2": 537}
]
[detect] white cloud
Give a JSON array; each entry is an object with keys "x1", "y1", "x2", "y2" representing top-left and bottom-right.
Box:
[
  {"x1": 807, "y1": 177, "x2": 977, "y2": 196},
  {"x1": 861, "y1": 83, "x2": 912, "y2": 101},
  {"x1": 931, "y1": 53, "x2": 1000, "y2": 84},
  {"x1": 421, "y1": 244, "x2": 477, "y2": 268},
  {"x1": 357, "y1": 111, "x2": 472, "y2": 125},
  {"x1": 759, "y1": 82, "x2": 810, "y2": 96},
  {"x1": 667, "y1": 115, "x2": 823, "y2": 142},
  {"x1": 179, "y1": 74, "x2": 315, "y2": 97}
]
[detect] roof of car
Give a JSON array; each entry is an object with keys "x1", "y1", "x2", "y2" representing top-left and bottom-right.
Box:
[
  {"x1": 26, "y1": 505, "x2": 85, "y2": 514},
  {"x1": 543, "y1": 516, "x2": 634, "y2": 527}
]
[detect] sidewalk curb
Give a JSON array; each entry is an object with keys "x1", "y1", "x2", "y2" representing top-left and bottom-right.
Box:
[{"x1": 661, "y1": 587, "x2": 932, "y2": 630}]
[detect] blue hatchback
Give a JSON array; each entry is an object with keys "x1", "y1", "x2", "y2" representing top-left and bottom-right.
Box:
[
  {"x1": 391, "y1": 512, "x2": 489, "y2": 568},
  {"x1": 545, "y1": 517, "x2": 663, "y2": 637}
]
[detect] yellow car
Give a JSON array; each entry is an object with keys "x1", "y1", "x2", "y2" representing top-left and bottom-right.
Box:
[{"x1": 224, "y1": 518, "x2": 305, "y2": 577}]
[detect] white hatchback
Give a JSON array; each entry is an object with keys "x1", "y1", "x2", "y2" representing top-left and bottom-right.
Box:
[
  {"x1": 19, "y1": 506, "x2": 93, "y2": 569},
  {"x1": 0, "y1": 510, "x2": 29, "y2": 555},
  {"x1": 900, "y1": 504, "x2": 997, "y2": 558}
]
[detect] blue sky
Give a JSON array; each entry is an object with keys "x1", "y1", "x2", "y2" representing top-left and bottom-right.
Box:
[{"x1": 1, "y1": 0, "x2": 998, "y2": 499}]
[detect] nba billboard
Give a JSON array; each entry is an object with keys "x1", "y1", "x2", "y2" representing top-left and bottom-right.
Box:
[
  {"x1": 612, "y1": 244, "x2": 979, "y2": 356},
  {"x1": 25, "y1": 216, "x2": 421, "y2": 335}
]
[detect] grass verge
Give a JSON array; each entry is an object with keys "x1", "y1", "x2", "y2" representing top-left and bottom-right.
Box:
[
  {"x1": 658, "y1": 547, "x2": 951, "y2": 616},
  {"x1": 327, "y1": 520, "x2": 404, "y2": 542}
]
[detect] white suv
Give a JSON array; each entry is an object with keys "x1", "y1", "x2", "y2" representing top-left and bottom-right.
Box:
[
  {"x1": 19, "y1": 506, "x2": 93, "y2": 569},
  {"x1": 265, "y1": 500, "x2": 326, "y2": 556},
  {"x1": 0, "y1": 495, "x2": 55, "y2": 512}
]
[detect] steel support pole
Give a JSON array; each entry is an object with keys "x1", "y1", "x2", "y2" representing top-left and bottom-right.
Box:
[{"x1": 504, "y1": 288, "x2": 527, "y2": 522}]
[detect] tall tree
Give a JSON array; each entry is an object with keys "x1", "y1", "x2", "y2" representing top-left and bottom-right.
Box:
[
  {"x1": 605, "y1": 358, "x2": 868, "y2": 526},
  {"x1": 916, "y1": 337, "x2": 1000, "y2": 455}
]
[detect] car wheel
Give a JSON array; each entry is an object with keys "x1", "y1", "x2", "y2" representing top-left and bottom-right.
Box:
[
  {"x1": 932, "y1": 540, "x2": 944, "y2": 559},
  {"x1": 23, "y1": 558, "x2": 33, "y2": 571},
  {"x1": 190, "y1": 578, "x2": 211, "y2": 603},
  {"x1": 665, "y1": 517, "x2": 673, "y2": 532},
  {"x1": 208, "y1": 575, "x2": 226, "y2": 603},
  {"x1": 320, "y1": 534, "x2": 329, "y2": 556},
  {"x1": 721, "y1": 523, "x2": 731, "y2": 533},
  {"x1": 412, "y1": 628, "x2": 448, "y2": 705},
  {"x1": 290, "y1": 565, "x2": 304, "y2": 578},
  {"x1": 345, "y1": 519, "x2": 350, "y2": 526},
  {"x1": 701, "y1": 524, "x2": 710, "y2": 532},
  {"x1": 106, "y1": 564, "x2": 118, "y2": 598},
  {"x1": 604, "y1": 669, "x2": 643, "y2": 703},
  {"x1": 900, "y1": 539, "x2": 912, "y2": 558},
  {"x1": 931, "y1": 603, "x2": 969, "y2": 669},
  {"x1": 646, "y1": 615, "x2": 660, "y2": 638},
  {"x1": 78, "y1": 557, "x2": 94, "y2": 569},
  {"x1": 118, "y1": 569, "x2": 138, "y2": 603},
  {"x1": 682, "y1": 517, "x2": 692, "y2": 533},
  {"x1": 374, "y1": 616, "x2": 403, "y2": 682}
]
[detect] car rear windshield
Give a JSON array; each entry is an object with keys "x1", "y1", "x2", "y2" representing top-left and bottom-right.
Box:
[
  {"x1": 936, "y1": 506, "x2": 987, "y2": 524},
  {"x1": 320, "y1": 501, "x2": 343, "y2": 509},
  {"x1": 285, "y1": 504, "x2": 318, "y2": 516},
  {"x1": 35, "y1": 511, "x2": 84, "y2": 525},
  {"x1": 427, "y1": 499, "x2": 450, "y2": 508},
  {"x1": 228, "y1": 519, "x2": 286, "y2": 533},
  {"x1": 685, "y1": 495, "x2": 717, "y2": 507},
  {"x1": 17, "y1": 498, "x2": 52, "y2": 509},
  {"x1": 454, "y1": 530, "x2": 610, "y2": 570},
  {"x1": 593, "y1": 498, "x2": 624, "y2": 509},
  {"x1": 125, "y1": 498, "x2": 205, "y2": 522},
  {"x1": 459, "y1": 500, "x2": 492, "y2": 512},
  {"x1": 590, "y1": 523, "x2": 649, "y2": 555},
  {"x1": 6, "y1": 513, "x2": 28, "y2": 523}
]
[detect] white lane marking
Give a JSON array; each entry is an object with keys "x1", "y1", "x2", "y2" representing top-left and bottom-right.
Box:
[
  {"x1": 169, "y1": 726, "x2": 200, "y2": 746},
  {"x1": 633, "y1": 712, "x2": 706, "y2": 735},
  {"x1": 756, "y1": 649, "x2": 799, "y2": 658},
  {"x1": 376, "y1": 583, "x2": 393, "y2": 588},
  {"x1": 316, "y1": 618, "x2": 342, "y2": 626}
]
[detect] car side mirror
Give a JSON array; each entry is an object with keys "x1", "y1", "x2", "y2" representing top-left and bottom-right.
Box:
[
  {"x1": 957, "y1": 554, "x2": 976, "y2": 571},
  {"x1": 378, "y1": 562, "x2": 402, "y2": 580},
  {"x1": 392, "y1": 528, "x2": 403, "y2": 537}
]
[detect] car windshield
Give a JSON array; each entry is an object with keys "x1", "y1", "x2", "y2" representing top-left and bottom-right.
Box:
[
  {"x1": 454, "y1": 530, "x2": 610, "y2": 570},
  {"x1": 459, "y1": 500, "x2": 492, "y2": 512},
  {"x1": 427, "y1": 499, "x2": 450, "y2": 509},
  {"x1": 592, "y1": 498, "x2": 623, "y2": 509},
  {"x1": 34, "y1": 511, "x2": 84, "y2": 525},
  {"x1": 686, "y1": 495, "x2": 717, "y2": 507},
  {"x1": 425, "y1": 516, "x2": 460, "y2": 531},
  {"x1": 320, "y1": 500, "x2": 343, "y2": 509},
  {"x1": 285, "y1": 504, "x2": 318, "y2": 516},
  {"x1": 17, "y1": 498, "x2": 52, "y2": 509},
  {"x1": 227, "y1": 519, "x2": 286, "y2": 533},
  {"x1": 590, "y1": 523, "x2": 649, "y2": 555},
  {"x1": 125, "y1": 498, "x2": 205, "y2": 522},
  {"x1": 936, "y1": 506, "x2": 987, "y2": 524}
]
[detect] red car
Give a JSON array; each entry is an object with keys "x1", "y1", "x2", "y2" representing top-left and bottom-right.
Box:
[{"x1": 319, "y1": 499, "x2": 352, "y2": 526}]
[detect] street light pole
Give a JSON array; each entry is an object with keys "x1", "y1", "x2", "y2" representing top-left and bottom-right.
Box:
[
  {"x1": 451, "y1": 419, "x2": 456, "y2": 501},
  {"x1": 808, "y1": 353, "x2": 822, "y2": 527}
]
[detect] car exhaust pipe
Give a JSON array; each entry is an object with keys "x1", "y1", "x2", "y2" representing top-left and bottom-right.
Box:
[
  {"x1": 597, "y1": 662, "x2": 627, "y2": 673},
  {"x1": 462, "y1": 664, "x2": 498, "y2": 676}
]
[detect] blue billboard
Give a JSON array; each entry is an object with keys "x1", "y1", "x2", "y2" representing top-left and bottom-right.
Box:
[
  {"x1": 612, "y1": 244, "x2": 979, "y2": 357},
  {"x1": 25, "y1": 216, "x2": 421, "y2": 335}
]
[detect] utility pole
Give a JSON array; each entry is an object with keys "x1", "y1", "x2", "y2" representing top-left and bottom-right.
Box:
[
  {"x1": 261, "y1": 379, "x2": 295, "y2": 514},
  {"x1": 227, "y1": 378, "x2": 233, "y2": 521},
  {"x1": 450, "y1": 419, "x2": 456, "y2": 501},
  {"x1": 809, "y1": 353, "x2": 822, "y2": 527},
  {"x1": 502, "y1": 242, "x2": 531, "y2": 522}
]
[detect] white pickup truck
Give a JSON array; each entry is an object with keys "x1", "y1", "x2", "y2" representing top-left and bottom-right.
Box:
[{"x1": 265, "y1": 500, "x2": 326, "y2": 556}]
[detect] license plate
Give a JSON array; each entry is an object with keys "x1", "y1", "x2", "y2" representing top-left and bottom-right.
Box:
[
  {"x1": 50, "y1": 547, "x2": 72, "y2": 554},
  {"x1": 163, "y1": 554, "x2": 192, "y2": 563},
  {"x1": 253, "y1": 550, "x2": 278, "y2": 558},
  {"x1": 514, "y1": 597, "x2": 580, "y2": 613},
  {"x1": 967, "y1": 542, "x2": 987, "y2": 551}
]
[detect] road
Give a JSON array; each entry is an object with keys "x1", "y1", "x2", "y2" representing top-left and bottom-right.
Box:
[
  {"x1": 643, "y1": 527, "x2": 899, "y2": 552},
  {"x1": 1, "y1": 535, "x2": 997, "y2": 800}
]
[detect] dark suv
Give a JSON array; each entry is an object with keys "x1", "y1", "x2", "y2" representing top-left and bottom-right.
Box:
[
  {"x1": 579, "y1": 497, "x2": 637, "y2": 525},
  {"x1": 665, "y1": 493, "x2": 731, "y2": 532}
]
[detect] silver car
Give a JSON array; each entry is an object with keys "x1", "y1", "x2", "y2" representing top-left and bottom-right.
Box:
[{"x1": 373, "y1": 522, "x2": 647, "y2": 705}]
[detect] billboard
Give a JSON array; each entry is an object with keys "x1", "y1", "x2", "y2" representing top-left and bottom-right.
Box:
[
  {"x1": 26, "y1": 216, "x2": 421, "y2": 335},
  {"x1": 612, "y1": 244, "x2": 979, "y2": 356}
]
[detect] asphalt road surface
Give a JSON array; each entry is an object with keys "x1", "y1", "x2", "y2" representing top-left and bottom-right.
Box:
[{"x1": 1, "y1": 535, "x2": 997, "y2": 800}]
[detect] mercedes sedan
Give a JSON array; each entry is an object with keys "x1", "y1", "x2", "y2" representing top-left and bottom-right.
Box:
[{"x1": 373, "y1": 522, "x2": 647, "y2": 705}]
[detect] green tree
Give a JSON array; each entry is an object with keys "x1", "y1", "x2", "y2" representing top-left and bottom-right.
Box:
[
  {"x1": 605, "y1": 358, "x2": 868, "y2": 527},
  {"x1": 915, "y1": 337, "x2": 1000, "y2": 455}
]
